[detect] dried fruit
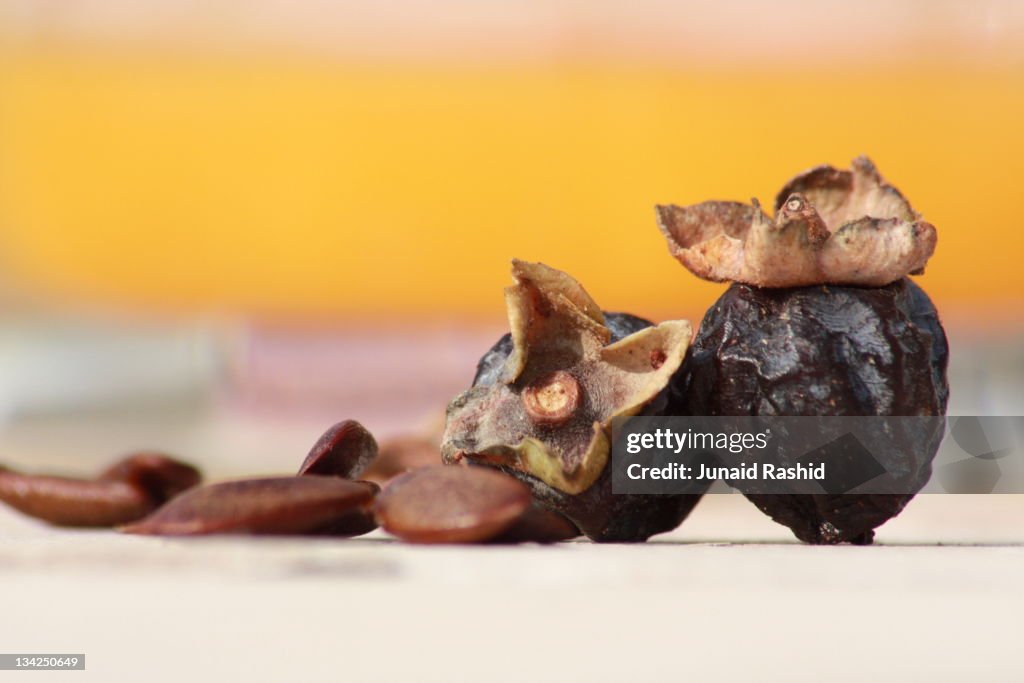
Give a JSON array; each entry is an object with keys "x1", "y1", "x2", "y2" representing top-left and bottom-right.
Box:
[
  {"x1": 674, "y1": 279, "x2": 949, "y2": 543},
  {"x1": 374, "y1": 465, "x2": 531, "y2": 544},
  {"x1": 121, "y1": 476, "x2": 377, "y2": 536},
  {"x1": 658, "y1": 157, "x2": 949, "y2": 543},
  {"x1": 0, "y1": 454, "x2": 201, "y2": 528},
  {"x1": 442, "y1": 260, "x2": 706, "y2": 542},
  {"x1": 299, "y1": 420, "x2": 378, "y2": 479},
  {"x1": 656, "y1": 156, "x2": 936, "y2": 288}
]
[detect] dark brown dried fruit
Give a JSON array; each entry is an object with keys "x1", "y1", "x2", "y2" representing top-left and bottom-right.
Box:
[
  {"x1": 374, "y1": 465, "x2": 531, "y2": 544},
  {"x1": 442, "y1": 260, "x2": 706, "y2": 542},
  {"x1": 673, "y1": 279, "x2": 949, "y2": 544},
  {"x1": 121, "y1": 476, "x2": 376, "y2": 536},
  {"x1": 523, "y1": 472, "x2": 703, "y2": 543},
  {"x1": 361, "y1": 435, "x2": 440, "y2": 486},
  {"x1": 0, "y1": 454, "x2": 201, "y2": 528},
  {"x1": 299, "y1": 420, "x2": 378, "y2": 479}
]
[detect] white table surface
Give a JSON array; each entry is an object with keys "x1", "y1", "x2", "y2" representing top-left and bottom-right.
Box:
[
  {"x1": 3, "y1": 478, "x2": 1022, "y2": 682},
  {"x1": 2, "y1": 327, "x2": 1022, "y2": 682}
]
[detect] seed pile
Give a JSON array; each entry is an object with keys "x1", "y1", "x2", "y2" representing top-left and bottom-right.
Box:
[{"x1": 0, "y1": 420, "x2": 580, "y2": 545}]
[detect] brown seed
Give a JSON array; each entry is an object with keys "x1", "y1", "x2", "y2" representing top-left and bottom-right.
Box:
[
  {"x1": 311, "y1": 481, "x2": 380, "y2": 537},
  {"x1": 374, "y1": 465, "x2": 531, "y2": 544},
  {"x1": 313, "y1": 507, "x2": 380, "y2": 538},
  {"x1": 0, "y1": 453, "x2": 202, "y2": 528},
  {"x1": 99, "y1": 452, "x2": 202, "y2": 505},
  {"x1": 522, "y1": 370, "x2": 581, "y2": 426},
  {"x1": 299, "y1": 420, "x2": 378, "y2": 479},
  {"x1": 121, "y1": 476, "x2": 376, "y2": 536},
  {"x1": 361, "y1": 435, "x2": 440, "y2": 485},
  {"x1": 493, "y1": 504, "x2": 581, "y2": 544},
  {"x1": 0, "y1": 469, "x2": 153, "y2": 527}
]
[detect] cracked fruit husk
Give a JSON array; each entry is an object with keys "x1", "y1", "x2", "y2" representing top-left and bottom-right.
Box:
[{"x1": 441, "y1": 260, "x2": 707, "y2": 542}]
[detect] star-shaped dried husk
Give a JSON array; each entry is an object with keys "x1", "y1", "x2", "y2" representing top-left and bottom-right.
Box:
[
  {"x1": 441, "y1": 260, "x2": 691, "y2": 495},
  {"x1": 656, "y1": 156, "x2": 937, "y2": 288}
]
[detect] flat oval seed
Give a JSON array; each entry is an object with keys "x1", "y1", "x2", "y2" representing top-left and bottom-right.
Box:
[
  {"x1": 312, "y1": 481, "x2": 380, "y2": 537},
  {"x1": 314, "y1": 508, "x2": 380, "y2": 538},
  {"x1": 121, "y1": 476, "x2": 376, "y2": 536},
  {"x1": 374, "y1": 465, "x2": 530, "y2": 544},
  {"x1": 0, "y1": 469, "x2": 154, "y2": 527},
  {"x1": 299, "y1": 420, "x2": 378, "y2": 479}
]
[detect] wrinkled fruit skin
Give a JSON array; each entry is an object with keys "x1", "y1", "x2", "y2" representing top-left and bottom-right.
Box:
[
  {"x1": 674, "y1": 279, "x2": 949, "y2": 544},
  {"x1": 471, "y1": 312, "x2": 707, "y2": 543}
]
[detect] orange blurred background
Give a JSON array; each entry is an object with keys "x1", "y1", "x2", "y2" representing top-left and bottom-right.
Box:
[{"x1": 1, "y1": 0, "x2": 1023, "y2": 329}]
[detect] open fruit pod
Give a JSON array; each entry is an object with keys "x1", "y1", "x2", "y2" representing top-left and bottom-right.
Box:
[{"x1": 441, "y1": 260, "x2": 706, "y2": 542}]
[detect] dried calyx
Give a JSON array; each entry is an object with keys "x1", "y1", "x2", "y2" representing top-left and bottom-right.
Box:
[
  {"x1": 441, "y1": 260, "x2": 691, "y2": 495},
  {"x1": 656, "y1": 156, "x2": 937, "y2": 288}
]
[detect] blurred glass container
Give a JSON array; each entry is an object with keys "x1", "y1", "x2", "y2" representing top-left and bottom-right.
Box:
[{"x1": 0, "y1": 317, "x2": 220, "y2": 422}]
